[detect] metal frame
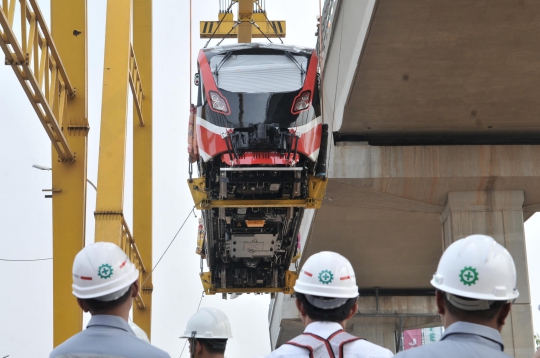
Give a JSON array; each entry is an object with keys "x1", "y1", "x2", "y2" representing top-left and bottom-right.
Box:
[
  {"x1": 129, "y1": 43, "x2": 145, "y2": 126},
  {"x1": 120, "y1": 217, "x2": 147, "y2": 309},
  {"x1": 199, "y1": 270, "x2": 298, "y2": 295},
  {"x1": 0, "y1": 0, "x2": 76, "y2": 161},
  {"x1": 220, "y1": 167, "x2": 303, "y2": 171},
  {"x1": 188, "y1": 176, "x2": 328, "y2": 210}
]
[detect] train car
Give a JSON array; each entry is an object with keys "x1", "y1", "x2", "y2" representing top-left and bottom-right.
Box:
[{"x1": 188, "y1": 43, "x2": 328, "y2": 296}]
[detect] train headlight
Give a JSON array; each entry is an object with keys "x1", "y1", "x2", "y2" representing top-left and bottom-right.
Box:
[
  {"x1": 209, "y1": 90, "x2": 230, "y2": 114},
  {"x1": 292, "y1": 90, "x2": 311, "y2": 113}
]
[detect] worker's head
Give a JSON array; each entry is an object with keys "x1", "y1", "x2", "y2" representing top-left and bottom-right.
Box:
[
  {"x1": 180, "y1": 307, "x2": 232, "y2": 358},
  {"x1": 431, "y1": 235, "x2": 518, "y2": 331},
  {"x1": 71, "y1": 242, "x2": 139, "y2": 315},
  {"x1": 293, "y1": 251, "x2": 359, "y2": 325}
]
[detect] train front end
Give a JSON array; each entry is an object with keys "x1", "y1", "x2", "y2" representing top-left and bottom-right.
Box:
[{"x1": 188, "y1": 43, "x2": 328, "y2": 297}]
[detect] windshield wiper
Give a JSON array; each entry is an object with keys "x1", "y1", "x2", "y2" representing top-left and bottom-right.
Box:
[
  {"x1": 284, "y1": 51, "x2": 306, "y2": 76},
  {"x1": 213, "y1": 52, "x2": 232, "y2": 87}
]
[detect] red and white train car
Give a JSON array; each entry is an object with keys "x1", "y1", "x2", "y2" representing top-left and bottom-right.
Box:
[{"x1": 188, "y1": 43, "x2": 328, "y2": 293}]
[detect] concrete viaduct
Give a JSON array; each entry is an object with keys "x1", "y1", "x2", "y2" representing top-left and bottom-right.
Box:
[{"x1": 269, "y1": 1, "x2": 540, "y2": 356}]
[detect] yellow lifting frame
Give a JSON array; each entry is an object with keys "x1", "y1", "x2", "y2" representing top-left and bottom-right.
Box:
[
  {"x1": 199, "y1": 270, "x2": 299, "y2": 295},
  {"x1": 200, "y1": 13, "x2": 285, "y2": 39},
  {"x1": 199, "y1": 0, "x2": 286, "y2": 43},
  {"x1": 187, "y1": 175, "x2": 328, "y2": 210}
]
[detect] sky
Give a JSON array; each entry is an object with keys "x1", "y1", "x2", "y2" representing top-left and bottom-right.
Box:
[
  {"x1": 1, "y1": 1, "x2": 540, "y2": 357},
  {"x1": 0, "y1": 1, "x2": 320, "y2": 357}
]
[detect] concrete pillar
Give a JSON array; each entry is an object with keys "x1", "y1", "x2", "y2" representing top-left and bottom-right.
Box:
[
  {"x1": 353, "y1": 295, "x2": 441, "y2": 353},
  {"x1": 270, "y1": 294, "x2": 441, "y2": 353},
  {"x1": 440, "y1": 190, "x2": 534, "y2": 358},
  {"x1": 352, "y1": 320, "x2": 397, "y2": 353}
]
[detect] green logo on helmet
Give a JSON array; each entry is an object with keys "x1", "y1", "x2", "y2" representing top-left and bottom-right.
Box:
[
  {"x1": 459, "y1": 266, "x2": 478, "y2": 286},
  {"x1": 318, "y1": 270, "x2": 334, "y2": 284},
  {"x1": 98, "y1": 263, "x2": 113, "y2": 279}
]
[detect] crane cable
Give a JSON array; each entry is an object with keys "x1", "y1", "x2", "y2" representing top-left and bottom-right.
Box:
[
  {"x1": 204, "y1": 0, "x2": 237, "y2": 48},
  {"x1": 189, "y1": 0, "x2": 194, "y2": 179},
  {"x1": 318, "y1": 0, "x2": 325, "y2": 125},
  {"x1": 254, "y1": 0, "x2": 283, "y2": 44},
  {"x1": 251, "y1": 19, "x2": 272, "y2": 43},
  {"x1": 178, "y1": 290, "x2": 206, "y2": 358},
  {"x1": 141, "y1": 205, "x2": 196, "y2": 286},
  {"x1": 190, "y1": 0, "x2": 193, "y2": 105},
  {"x1": 0, "y1": 257, "x2": 52, "y2": 262}
]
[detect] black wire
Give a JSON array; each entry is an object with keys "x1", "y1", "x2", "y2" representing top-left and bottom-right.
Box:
[
  {"x1": 179, "y1": 291, "x2": 205, "y2": 358},
  {"x1": 216, "y1": 23, "x2": 237, "y2": 46},
  {"x1": 142, "y1": 205, "x2": 196, "y2": 286},
  {"x1": 204, "y1": 1, "x2": 236, "y2": 48},
  {"x1": 255, "y1": 0, "x2": 283, "y2": 44},
  {"x1": 252, "y1": 21, "x2": 272, "y2": 43},
  {"x1": 0, "y1": 257, "x2": 52, "y2": 262}
]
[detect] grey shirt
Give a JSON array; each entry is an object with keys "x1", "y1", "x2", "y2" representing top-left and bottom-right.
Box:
[
  {"x1": 394, "y1": 321, "x2": 511, "y2": 358},
  {"x1": 49, "y1": 315, "x2": 170, "y2": 358}
]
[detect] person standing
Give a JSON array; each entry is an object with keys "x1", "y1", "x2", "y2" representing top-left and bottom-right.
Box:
[
  {"x1": 267, "y1": 251, "x2": 394, "y2": 357},
  {"x1": 180, "y1": 307, "x2": 232, "y2": 358},
  {"x1": 394, "y1": 234, "x2": 518, "y2": 358},
  {"x1": 50, "y1": 242, "x2": 170, "y2": 358}
]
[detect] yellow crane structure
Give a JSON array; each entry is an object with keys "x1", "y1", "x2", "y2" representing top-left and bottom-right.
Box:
[
  {"x1": 0, "y1": 0, "x2": 152, "y2": 346},
  {"x1": 0, "y1": 0, "x2": 285, "y2": 348}
]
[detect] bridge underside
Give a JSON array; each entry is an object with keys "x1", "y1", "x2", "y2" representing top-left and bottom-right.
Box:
[{"x1": 337, "y1": 0, "x2": 540, "y2": 144}]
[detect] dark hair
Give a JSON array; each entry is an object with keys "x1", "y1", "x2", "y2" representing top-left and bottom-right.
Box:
[
  {"x1": 197, "y1": 339, "x2": 227, "y2": 354},
  {"x1": 443, "y1": 292, "x2": 507, "y2": 322},
  {"x1": 296, "y1": 293, "x2": 356, "y2": 323},
  {"x1": 83, "y1": 284, "x2": 133, "y2": 313}
]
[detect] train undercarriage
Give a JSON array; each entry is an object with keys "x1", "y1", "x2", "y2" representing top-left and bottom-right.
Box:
[{"x1": 187, "y1": 43, "x2": 328, "y2": 297}]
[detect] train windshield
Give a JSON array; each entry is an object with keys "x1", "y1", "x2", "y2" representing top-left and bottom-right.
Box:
[{"x1": 202, "y1": 53, "x2": 315, "y2": 128}]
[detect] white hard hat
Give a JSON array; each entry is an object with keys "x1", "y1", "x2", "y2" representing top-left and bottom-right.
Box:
[
  {"x1": 179, "y1": 307, "x2": 233, "y2": 339},
  {"x1": 431, "y1": 234, "x2": 519, "y2": 301},
  {"x1": 129, "y1": 321, "x2": 150, "y2": 343},
  {"x1": 72, "y1": 242, "x2": 139, "y2": 300},
  {"x1": 294, "y1": 251, "x2": 359, "y2": 305}
]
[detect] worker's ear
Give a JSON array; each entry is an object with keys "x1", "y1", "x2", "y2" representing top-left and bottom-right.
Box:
[
  {"x1": 346, "y1": 301, "x2": 358, "y2": 320},
  {"x1": 295, "y1": 297, "x2": 306, "y2": 316},
  {"x1": 131, "y1": 280, "x2": 139, "y2": 298},
  {"x1": 497, "y1": 302, "x2": 511, "y2": 329},
  {"x1": 195, "y1": 340, "x2": 204, "y2": 355},
  {"x1": 76, "y1": 298, "x2": 90, "y2": 313},
  {"x1": 436, "y1": 290, "x2": 446, "y2": 315}
]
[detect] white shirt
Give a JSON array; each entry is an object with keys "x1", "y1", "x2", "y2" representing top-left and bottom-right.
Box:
[{"x1": 266, "y1": 321, "x2": 394, "y2": 358}]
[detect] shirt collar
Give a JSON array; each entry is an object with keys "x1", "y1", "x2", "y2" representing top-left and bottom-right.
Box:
[
  {"x1": 304, "y1": 321, "x2": 344, "y2": 338},
  {"x1": 442, "y1": 321, "x2": 504, "y2": 350},
  {"x1": 87, "y1": 315, "x2": 136, "y2": 335}
]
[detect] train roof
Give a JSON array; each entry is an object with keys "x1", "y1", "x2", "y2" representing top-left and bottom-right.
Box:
[{"x1": 201, "y1": 43, "x2": 314, "y2": 57}]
